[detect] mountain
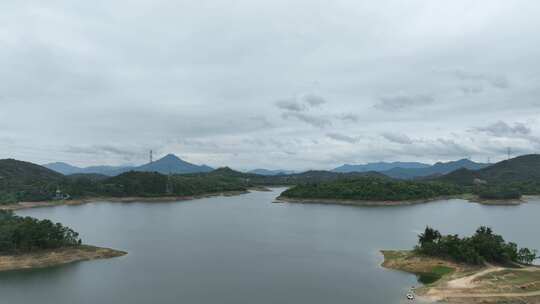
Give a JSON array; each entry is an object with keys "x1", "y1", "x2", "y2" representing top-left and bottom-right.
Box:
[
  {"x1": 333, "y1": 161, "x2": 429, "y2": 173},
  {"x1": 134, "y1": 154, "x2": 213, "y2": 174},
  {"x1": 43, "y1": 162, "x2": 133, "y2": 176},
  {"x1": 1, "y1": 159, "x2": 63, "y2": 182},
  {"x1": 381, "y1": 159, "x2": 488, "y2": 179},
  {"x1": 43, "y1": 162, "x2": 82, "y2": 175},
  {"x1": 438, "y1": 154, "x2": 540, "y2": 185},
  {"x1": 248, "y1": 169, "x2": 296, "y2": 176},
  {"x1": 44, "y1": 154, "x2": 212, "y2": 176}
]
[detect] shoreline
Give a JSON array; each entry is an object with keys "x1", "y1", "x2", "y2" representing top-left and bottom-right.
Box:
[
  {"x1": 0, "y1": 245, "x2": 127, "y2": 272},
  {"x1": 275, "y1": 194, "x2": 533, "y2": 207},
  {"x1": 0, "y1": 190, "x2": 254, "y2": 211},
  {"x1": 380, "y1": 250, "x2": 540, "y2": 304}
]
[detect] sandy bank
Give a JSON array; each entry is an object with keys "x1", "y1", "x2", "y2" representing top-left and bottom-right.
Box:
[
  {"x1": 0, "y1": 245, "x2": 126, "y2": 272},
  {"x1": 0, "y1": 190, "x2": 251, "y2": 211}
]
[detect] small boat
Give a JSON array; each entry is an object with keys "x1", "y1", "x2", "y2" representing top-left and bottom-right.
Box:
[{"x1": 406, "y1": 293, "x2": 415, "y2": 300}]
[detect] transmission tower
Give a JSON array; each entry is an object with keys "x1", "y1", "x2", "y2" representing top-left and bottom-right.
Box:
[{"x1": 150, "y1": 150, "x2": 153, "y2": 163}]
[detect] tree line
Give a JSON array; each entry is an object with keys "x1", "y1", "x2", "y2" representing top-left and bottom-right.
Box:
[
  {"x1": 0, "y1": 210, "x2": 81, "y2": 253},
  {"x1": 416, "y1": 226, "x2": 537, "y2": 265}
]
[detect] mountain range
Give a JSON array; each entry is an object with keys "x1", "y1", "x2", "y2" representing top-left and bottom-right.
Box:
[
  {"x1": 333, "y1": 159, "x2": 488, "y2": 179},
  {"x1": 44, "y1": 154, "x2": 213, "y2": 176},
  {"x1": 248, "y1": 169, "x2": 296, "y2": 176}
]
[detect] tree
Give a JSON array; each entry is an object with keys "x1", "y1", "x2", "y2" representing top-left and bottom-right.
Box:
[
  {"x1": 518, "y1": 248, "x2": 538, "y2": 265},
  {"x1": 418, "y1": 226, "x2": 441, "y2": 247}
]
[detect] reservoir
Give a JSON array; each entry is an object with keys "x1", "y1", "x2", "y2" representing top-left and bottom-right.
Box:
[{"x1": 2, "y1": 188, "x2": 539, "y2": 304}]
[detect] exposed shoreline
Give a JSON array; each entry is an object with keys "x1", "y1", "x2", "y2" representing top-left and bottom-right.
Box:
[
  {"x1": 381, "y1": 250, "x2": 540, "y2": 304},
  {"x1": 0, "y1": 190, "x2": 256, "y2": 211},
  {"x1": 0, "y1": 245, "x2": 127, "y2": 272},
  {"x1": 275, "y1": 194, "x2": 532, "y2": 206}
]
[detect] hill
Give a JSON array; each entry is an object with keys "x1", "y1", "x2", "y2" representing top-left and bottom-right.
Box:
[
  {"x1": 280, "y1": 177, "x2": 462, "y2": 202},
  {"x1": 248, "y1": 169, "x2": 296, "y2": 176},
  {"x1": 381, "y1": 159, "x2": 488, "y2": 179},
  {"x1": 333, "y1": 161, "x2": 429, "y2": 173},
  {"x1": 44, "y1": 154, "x2": 213, "y2": 176},
  {"x1": 438, "y1": 154, "x2": 540, "y2": 185},
  {"x1": 135, "y1": 154, "x2": 213, "y2": 174},
  {"x1": 0, "y1": 159, "x2": 64, "y2": 203}
]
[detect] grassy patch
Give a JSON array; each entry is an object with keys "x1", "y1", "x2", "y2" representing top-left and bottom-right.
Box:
[{"x1": 416, "y1": 266, "x2": 455, "y2": 284}]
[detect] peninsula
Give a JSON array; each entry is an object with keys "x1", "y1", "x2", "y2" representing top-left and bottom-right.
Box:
[
  {"x1": 0, "y1": 210, "x2": 125, "y2": 272},
  {"x1": 382, "y1": 226, "x2": 539, "y2": 303}
]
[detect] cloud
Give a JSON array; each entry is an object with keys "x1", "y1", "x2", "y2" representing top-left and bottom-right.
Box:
[
  {"x1": 281, "y1": 112, "x2": 331, "y2": 128},
  {"x1": 381, "y1": 132, "x2": 413, "y2": 145},
  {"x1": 336, "y1": 113, "x2": 359, "y2": 123},
  {"x1": 326, "y1": 133, "x2": 360, "y2": 143},
  {"x1": 64, "y1": 145, "x2": 140, "y2": 159},
  {"x1": 474, "y1": 121, "x2": 531, "y2": 137},
  {"x1": 454, "y1": 70, "x2": 511, "y2": 89},
  {"x1": 275, "y1": 99, "x2": 306, "y2": 112},
  {"x1": 374, "y1": 94, "x2": 434, "y2": 111},
  {"x1": 302, "y1": 94, "x2": 327, "y2": 107}
]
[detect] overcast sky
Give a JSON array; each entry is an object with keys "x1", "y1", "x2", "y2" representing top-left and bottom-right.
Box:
[{"x1": 1, "y1": 0, "x2": 540, "y2": 170}]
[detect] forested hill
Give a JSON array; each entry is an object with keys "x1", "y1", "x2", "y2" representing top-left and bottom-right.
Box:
[
  {"x1": 0, "y1": 159, "x2": 63, "y2": 181},
  {"x1": 437, "y1": 154, "x2": 540, "y2": 185},
  {"x1": 280, "y1": 177, "x2": 462, "y2": 202}
]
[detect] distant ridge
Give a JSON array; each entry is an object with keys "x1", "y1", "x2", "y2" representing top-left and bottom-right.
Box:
[
  {"x1": 333, "y1": 159, "x2": 488, "y2": 179},
  {"x1": 248, "y1": 168, "x2": 296, "y2": 176},
  {"x1": 333, "y1": 161, "x2": 429, "y2": 173},
  {"x1": 438, "y1": 154, "x2": 540, "y2": 185},
  {"x1": 44, "y1": 154, "x2": 213, "y2": 176}
]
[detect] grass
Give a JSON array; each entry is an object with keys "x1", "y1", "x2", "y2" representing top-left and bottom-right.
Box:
[
  {"x1": 416, "y1": 265, "x2": 455, "y2": 284},
  {"x1": 381, "y1": 250, "x2": 457, "y2": 285},
  {"x1": 477, "y1": 269, "x2": 540, "y2": 293}
]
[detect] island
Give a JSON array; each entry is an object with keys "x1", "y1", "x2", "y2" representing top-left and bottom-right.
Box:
[
  {"x1": 381, "y1": 226, "x2": 539, "y2": 303},
  {"x1": 0, "y1": 210, "x2": 125, "y2": 272}
]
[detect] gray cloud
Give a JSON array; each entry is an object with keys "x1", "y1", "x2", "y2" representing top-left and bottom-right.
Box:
[
  {"x1": 374, "y1": 94, "x2": 434, "y2": 111},
  {"x1": 381, "y1": 132, "x2": 413, "y2": 145},
  {"x1": 281, "y1": 112, "x2": 332, "y2": 128},
  {"x1": 3, "y1": 1, "x2": 540, "y2": 169},
  {"x1": 326, "y1": 133, "x2": 360, "y2": 143},
  {"x1": 275, "y1": 99, "x2": 306, "y2": 112},
  {"x1": 474, "y1": 121, "x2": 531, "y2": 137},
  {"x1": 336, "y1": 113, "x2": 359, "y2": 123},
  {"x1": 454, "y1": 70, "x2": 511, "y2": 89},
  {"x1": 302, "y1": 94, "x2": 327, "y2": 107}
]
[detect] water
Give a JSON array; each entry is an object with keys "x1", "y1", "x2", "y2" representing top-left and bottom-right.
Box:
[{"x1": 1, "y1": 188, "x2": 539, "y2": 304}]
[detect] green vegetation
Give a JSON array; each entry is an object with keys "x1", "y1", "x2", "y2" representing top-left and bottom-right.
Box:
[
  {"x1": 0, "y1": 210, "x2": 81, "y2": 253},
  {"x1": 416, "y1": 265, "x2": 455, "y2": 284},
  {"x1": 280, "y1": 177, "x2": 464, "y2": 201},
  {"x1": 416, "y1": 226, "x2": 538, "y2": 265}
]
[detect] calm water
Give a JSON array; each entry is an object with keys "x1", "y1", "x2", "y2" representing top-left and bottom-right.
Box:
[{"x1": 1, "y1": 188, "x2": 539, "y2": 304}]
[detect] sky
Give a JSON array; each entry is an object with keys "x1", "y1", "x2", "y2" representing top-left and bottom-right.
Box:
[{"x1": 1, "y1": 0, "x2": 540, "y2": 170}]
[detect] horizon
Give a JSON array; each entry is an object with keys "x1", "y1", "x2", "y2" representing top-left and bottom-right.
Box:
[
  {"x1": 5, "y1": 152, "x2": 534, "y2": 173},
  {"x1": 2, "y1": 1, "x2": 540, "y2": 170}
]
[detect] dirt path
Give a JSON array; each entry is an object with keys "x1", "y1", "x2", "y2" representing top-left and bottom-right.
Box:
[
  {"x1": 446, "y1": 266, "x2": 503, "y2": 289},
  {"x1": 422, "y1": 265, "x2": 540, "y2": 302}
]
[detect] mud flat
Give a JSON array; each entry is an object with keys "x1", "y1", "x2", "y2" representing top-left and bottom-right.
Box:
[
  {"x1": 0, "y1": 245, "x2": 127, "y2": 272},
  {"x1": 381, "y1": 250, "x2": 540, "y2": 304}
]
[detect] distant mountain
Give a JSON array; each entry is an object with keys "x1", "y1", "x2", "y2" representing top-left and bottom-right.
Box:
[
  {"x1": 333, "y1": 162, "x2": 430, "y2": 173},
  {"x1": 44, "y1": 154, "x2": 212, "y2": 176},
  {"x1": 43, "y1": 162, "x2": 82, "y2": 175},
  {"x1": 43, "y1": 162, "x2": 133, "y2": 176},
  {"x1": 248, "y1": 169, "x2": 296, "y2": 176},
  {"x1": 135, "y1": 154, "x2": 213, "y2": 174},
  {"x1": 382, "y1": 159, "x2": 489, "y2": 179},
  {"x1": 438, "y1": 154, "x2": 540, "y2": 185}
]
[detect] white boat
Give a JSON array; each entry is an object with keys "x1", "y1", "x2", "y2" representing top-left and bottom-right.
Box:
[{"x1": 406, "y1": 293, "x2": 415, "y2": 300}]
